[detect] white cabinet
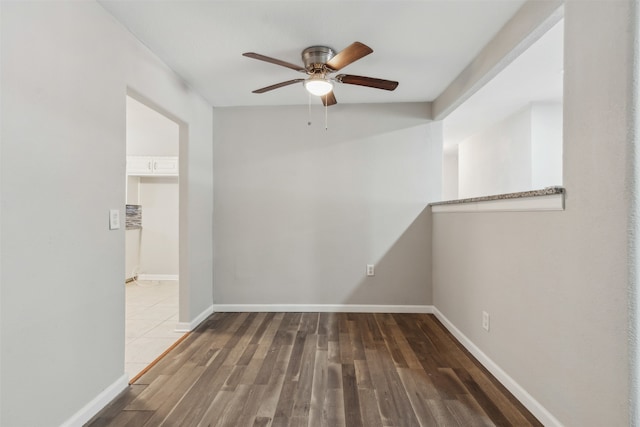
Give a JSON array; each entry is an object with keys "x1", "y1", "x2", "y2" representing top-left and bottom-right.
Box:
[
  {"x1": 127, "y1": 157, "x2": 153, "y2": 175},
  {"x1": 150, "y1": 157, "x2": 179, "y2": 175},
  {"x1": 127, "y1": 156, "x2": 178, "y2": 176}
]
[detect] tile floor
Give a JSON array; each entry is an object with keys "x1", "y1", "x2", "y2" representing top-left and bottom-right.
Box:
[{"x1": 125, "y1": 279, "x2": 185, "y2": 380}]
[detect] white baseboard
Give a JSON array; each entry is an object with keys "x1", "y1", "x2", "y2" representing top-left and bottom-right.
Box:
[
  {"x1": 175, "y1": 304, "x2": 214, "y2": 332},
  {"x1": 432, "y1": 307, "x2": 562, "y2": 427},
  {"x1": 136, "y1": 274, "x2": 179, "y2": 281},
  {"x1": 211, "y1": 304, "x2": 434, "y2": 314},
  {"x1": 60, "y1": 373, "x2": 128, "y2": 427}
]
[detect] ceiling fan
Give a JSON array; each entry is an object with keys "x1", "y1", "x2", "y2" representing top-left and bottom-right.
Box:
[{"x1": 243, "y1": 42, "x2": 399, "y2": 106}]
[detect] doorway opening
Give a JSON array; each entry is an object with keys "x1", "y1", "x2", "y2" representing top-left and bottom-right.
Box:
[{"x1": 124, "y1": 93, "x2": 185, "y2": 381}]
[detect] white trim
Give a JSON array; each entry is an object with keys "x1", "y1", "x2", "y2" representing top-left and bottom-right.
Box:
[
  {"x1": 431, "y1": 193, "x2": 564, "y2": 213},
  {"x1": 211, "y1": 304, "x2": 434, "y2": 314},
  {"x1": 432, "y1": 307, "x2": 563, "y2": 427},
  {"x1": 59, "y1": 374, "x2": 128, "y2": 427},
  {"x1": 136, "y1": 274, "x2": 179, "y2": 281},
  {"x1": 175, "y1": 304, "x2": 214, "y2": 332}
]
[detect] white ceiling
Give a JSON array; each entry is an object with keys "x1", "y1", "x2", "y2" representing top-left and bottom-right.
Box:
[{"x1": 98, "y1": 0, "x2": 530, "y2": 108}]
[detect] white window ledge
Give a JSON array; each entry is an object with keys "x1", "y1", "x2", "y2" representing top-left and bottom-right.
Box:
[{"x1": 431, "y1": 187, "x2": 565, "y2": 213}]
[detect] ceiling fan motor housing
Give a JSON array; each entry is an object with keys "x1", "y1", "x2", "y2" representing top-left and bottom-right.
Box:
[{"x1": 302, "y1": 46, "x2": 335, "y2": 73}]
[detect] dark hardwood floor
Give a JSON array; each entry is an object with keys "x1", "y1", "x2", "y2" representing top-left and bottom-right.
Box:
[{"x1": 87, "y1": 312, "x2": 542, "y2": 427}]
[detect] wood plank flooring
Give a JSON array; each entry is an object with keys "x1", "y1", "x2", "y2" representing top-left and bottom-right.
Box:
[{"x1": 87, "y1": 312, "x2": 542, "y2": 427}]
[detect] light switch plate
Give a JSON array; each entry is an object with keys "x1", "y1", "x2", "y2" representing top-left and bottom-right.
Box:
[{"x1": 109, "y1": 209, "x2": 120, "y2": 230}]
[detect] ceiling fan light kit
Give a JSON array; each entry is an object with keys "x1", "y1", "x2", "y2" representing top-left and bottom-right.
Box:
[
  {"x1": 242, "y1": 41, "x2": 398, "y2": 107},
  {"x1": 304, "y1": 74, "x2": 333, "y2": 96}
]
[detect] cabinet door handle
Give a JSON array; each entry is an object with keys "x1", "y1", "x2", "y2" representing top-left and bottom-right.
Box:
[
  {"x1": 153, "y1": 161, "x2": 157, "y2": 170},
  {"x1": 148, "y1": 161, "x2": 152, "y2": 170}
]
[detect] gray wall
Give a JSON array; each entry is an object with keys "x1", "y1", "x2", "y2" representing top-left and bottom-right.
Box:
[
  {"x1": 0, "y1": 2, "x2": 213, "y2": 425},
  {"x1": 213, "y1": 103, "x2": 440, "y2": 307},
  {"x1": 432, "y1": 1, "x2": 631, "y2": 425}
]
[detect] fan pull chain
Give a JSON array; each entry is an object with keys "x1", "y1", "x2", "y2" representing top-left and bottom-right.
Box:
[
  {"x1": 308, "y1": 93, "x2": 312, "y2": 126},
  {"x1": 325, "y1": 98, "x2": 328, "y2": 130}
]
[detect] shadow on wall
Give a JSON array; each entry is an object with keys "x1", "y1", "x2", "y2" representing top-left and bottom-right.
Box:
[
  {"x1": 344, "y1": 206, "x2": 432, "y2": 306},
  {"x1": 212, "y1": 102, "x2": 440, "y2": 306}
]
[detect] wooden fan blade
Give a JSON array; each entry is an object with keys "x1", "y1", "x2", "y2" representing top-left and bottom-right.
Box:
[
  {"x1": 252, "y1": 79, "x2": 305, "y2": 93},
  {"x1": 325, "y1": 42, "x2": 373, "y2": 71},
  {"x1": 243, "y1": 52, "x2": 306, "y2": 72},
  {"x1": 336, "y1": 74, "x2": 399, "y2": 91},
  {"x1": 321, "y1": 91, "x2": 337, "y2": 106}
]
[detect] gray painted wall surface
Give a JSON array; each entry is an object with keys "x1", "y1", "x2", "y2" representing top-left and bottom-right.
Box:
[
  {"x1": 432, "y1": 1, "x2": 631, "y2": 425},
  {"x1": 0, "y1": 2, "x2": 213, "y2": 425},
  {"x1": 630, "y1": 1, "x2": 640, "y2": 423},
  {"x1": 213, "y1": 103, "x2": 440, "y2": 307}
]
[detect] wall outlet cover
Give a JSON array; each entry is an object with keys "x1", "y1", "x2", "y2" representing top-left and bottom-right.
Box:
[
  {"x1": 482, "y1": 311, "x2": 490, "y2": 331},
  {"x1": 366, "y1": 264, "x2": 375, "y2": 276}
]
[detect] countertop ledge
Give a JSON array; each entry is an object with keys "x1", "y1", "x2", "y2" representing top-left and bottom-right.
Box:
[{"x1": 430, "y1": 186, "x2": 565, "y2": 206}]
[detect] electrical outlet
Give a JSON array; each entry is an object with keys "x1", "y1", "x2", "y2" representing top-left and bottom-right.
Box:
[
  {"x1": 366, "y1": 264, "x2": 375, "y2": 276},
  {"x1": 482, "y1": 311, "x2": 490, "y2": 331}
]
